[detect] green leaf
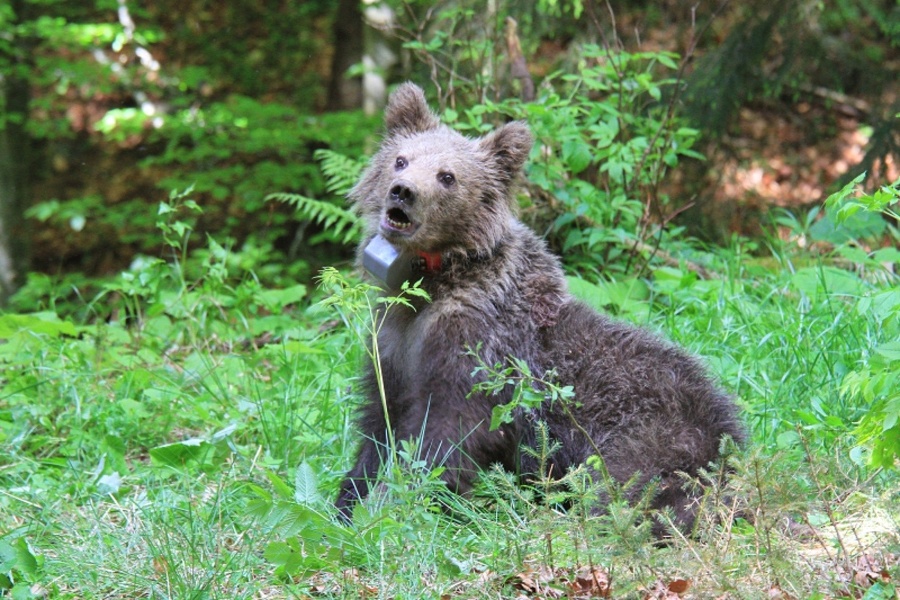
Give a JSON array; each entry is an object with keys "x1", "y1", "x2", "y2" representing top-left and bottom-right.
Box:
[
  {"x1": 256, "y1": 284, "x2": 307, "y2": 311},
  {"x1": 861, "y1": 581, "x2": 896, "y2": 600},
  {"x1": 0, "y1": 537, "x2": 37, "y2": 577},
  {"x1": 294, "y1": 462, "x2": 322, "y2": 505},
  {"x1": 809, "y1": 209, "x2": 886, "y2": 243},
  {"x1": 562, "y1": 139, "x2": 592, "y2": 174},
  {"x1": 872, "y1": 247, "x2": 900, "y2": 263},
  {"x1": 791, "y1": 266, "x2": 865, "y2": 299},
  {"x1": 883, "y1": 402, "x2": 899, "y2": 431},
  {"x1": 776, "y1": 430, "x2": 800, "y2": 449},
  {"x1": 266, "y1": 470, "x2": 294, "y2": 500},
  {"x1": 874, "y1": 341, "x2": 900, "y2": 362},
  {"x1": 566, "y1": 276, "x2": 611, "y2": 311},
  {"x1": 0, "y1": 313, "x2": 77, "y2": 338},
  {"x1": 824, "y1": 172, "x2": 866, "y2": 218},
  {"x1": 149, "y1": 437, "x2": 208, "y2": 467},
  {"x1": 264, "y1": 539, "x2": 307, "y2": 576},
  {"x1": 490, "y1": 402, "x2": 515, "y2": 430}
]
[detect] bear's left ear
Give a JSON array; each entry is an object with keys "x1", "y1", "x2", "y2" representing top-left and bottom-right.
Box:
[
  {"x1": 385, "y1": 83, "x2": 440, "y2": 135},
  {"x1": 478, "y1": 121, "x2": 533, "y2": 179}
]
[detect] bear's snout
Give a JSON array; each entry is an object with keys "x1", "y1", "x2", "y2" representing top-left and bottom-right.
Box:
[
  {"x1": 389, "y1": 180, "x2": 417, "y2": 206},
  {"x1": 382, "y1": 179, "x2": 418, "y2": 237}
]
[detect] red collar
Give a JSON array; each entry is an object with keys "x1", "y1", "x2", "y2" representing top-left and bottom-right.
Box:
[{"x1": 416, "y1": 250, "x2": 443, "y2": 273}]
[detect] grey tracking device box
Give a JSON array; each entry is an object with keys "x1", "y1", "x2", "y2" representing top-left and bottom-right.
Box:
[{"x1": 362, "y1": 234, "x2": 415, "y2": 289}]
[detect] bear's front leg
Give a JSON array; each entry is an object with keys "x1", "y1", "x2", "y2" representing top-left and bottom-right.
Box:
[
  {"x1": 389, "y1": 367, "x2": 521, "y2": 498},
  {"x1": 336, "y1": 380, "x2": 392, "y2": 519},
  {"x1": 336, "y1": 376, "x2": 518, "y2": 518},
  {"x1": 337, "y1": 308, "x2": 530, "y2": 517},
  {"x1": 336, "y1": 392, "x2": 498, "y2": 518},
  {"x1": 335, "y1": 435, "x2": 382, "y2": 519}
]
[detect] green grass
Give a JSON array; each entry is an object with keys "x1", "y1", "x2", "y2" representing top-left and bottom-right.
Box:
[{"x1": 1, "y1": 226, "x2": 899, "y2": 598}]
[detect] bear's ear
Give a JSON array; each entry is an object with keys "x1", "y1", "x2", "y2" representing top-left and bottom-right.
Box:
[
  {"x1": 478, "y1": 121, "x2": 533, "y2": 179},
  {"x1": 385, "y1": 83, "x2": 440, "y2": 135}
]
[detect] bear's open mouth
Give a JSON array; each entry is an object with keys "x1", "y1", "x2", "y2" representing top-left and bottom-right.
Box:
[{"x1": 384, "y1": 207, "x2": 414, "y2": 232}]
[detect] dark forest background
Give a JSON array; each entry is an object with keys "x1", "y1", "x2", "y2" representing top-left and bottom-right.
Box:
[{"x1": 1, "y1": 0, "x2": 897, "y2": 304}]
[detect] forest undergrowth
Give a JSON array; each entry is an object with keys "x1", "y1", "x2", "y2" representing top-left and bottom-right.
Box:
[{"x1": 1, "y1": 177, "x2": 899, "y2": 599}]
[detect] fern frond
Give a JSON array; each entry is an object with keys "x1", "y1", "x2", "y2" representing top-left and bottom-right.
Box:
[
  {"x1": 313, "y1": 149, "x2": 368, "y2": 196},
  {"x1": 266, "y1": 192, "x2": 362, "y2": 245}
]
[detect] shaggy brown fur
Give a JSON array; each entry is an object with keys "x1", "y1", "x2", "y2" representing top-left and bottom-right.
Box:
[{"x1": 336, "y1": 83, "x2": 745, "y2": 535}]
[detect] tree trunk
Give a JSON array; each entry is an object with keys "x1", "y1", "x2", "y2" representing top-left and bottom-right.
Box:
[
  {"x1": 0, "y1": 117, "x2": 18, "y2": 304},
  {"x1": 327, "y1": 0, "x2": 364, "y2": 110},
  {"x1": 0, "y1": 0, "x2": 32, "y2": 305}
]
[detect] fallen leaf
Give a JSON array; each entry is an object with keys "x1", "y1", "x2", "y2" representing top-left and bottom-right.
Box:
[
  {"x1": 667, "y1": 579, "x2": 690, "y2": 594},
  {"x1": 572, "y1": 566, "x2": 611, "y2": 598},
  {"x1": 645, "y1": 580, "x2": 683, "y2": 599},
  {"x1": 767, "y1": 584, "x2": 796, "y2": 600}
]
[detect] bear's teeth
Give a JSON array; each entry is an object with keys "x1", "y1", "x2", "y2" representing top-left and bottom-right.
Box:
[{"x1": 386, "y1": 208, "x2": 412, "y2": 229}]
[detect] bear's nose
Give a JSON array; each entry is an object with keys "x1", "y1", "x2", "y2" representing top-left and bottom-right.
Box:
[{"x1": 389, "y1": 182, "x2": 416, "y2": 206}]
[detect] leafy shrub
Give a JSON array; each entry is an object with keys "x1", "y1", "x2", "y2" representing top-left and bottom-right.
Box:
[
  {"x1": 824, "y1": 173, "x2": 900, "y2": 468},
  {"x1": 443, "y1": 45, "x2": 703, "y2": 278},
  {"x1": 142, "y1": 97, "x2": 373, "y2": 236}
]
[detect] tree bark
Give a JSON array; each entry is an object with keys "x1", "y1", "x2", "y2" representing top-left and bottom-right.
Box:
[
  {"x1": 505, "y1": 17, "x2": 534, "y2": 102},
  {"x1": 0, "y1": 115, "x2": 18, "y2": 304},
  {"x1": 0, "y1": 0, "x2": 32, "y2": 305},
  {"x1": 327, "y1": 0, "x2": 364, "y2": 110}
]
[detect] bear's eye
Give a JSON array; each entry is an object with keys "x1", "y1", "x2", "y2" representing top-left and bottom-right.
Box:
[
  {"x1": 438, "y1": 172, "x2": 456, "y2": 187},
  {"x1": 395, "y1": 156, "x2": 408, "y2": 170}
]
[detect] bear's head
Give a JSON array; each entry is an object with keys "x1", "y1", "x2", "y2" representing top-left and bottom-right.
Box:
[{"x1": 351, "y1": 83, "x2": 533, "y2": 258}]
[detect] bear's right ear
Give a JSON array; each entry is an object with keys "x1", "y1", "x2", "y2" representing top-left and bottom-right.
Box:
[
  {"x1": 478, "y1": 121, "x2": 533, "y2": 179},
  {"x1": 385, "y1": 83, "x2": 440, "y2": 135}
]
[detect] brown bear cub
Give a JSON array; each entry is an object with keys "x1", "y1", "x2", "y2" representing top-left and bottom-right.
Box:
[{"x1": 336, "y1": 82, "x2": 745, "y2": 535}]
